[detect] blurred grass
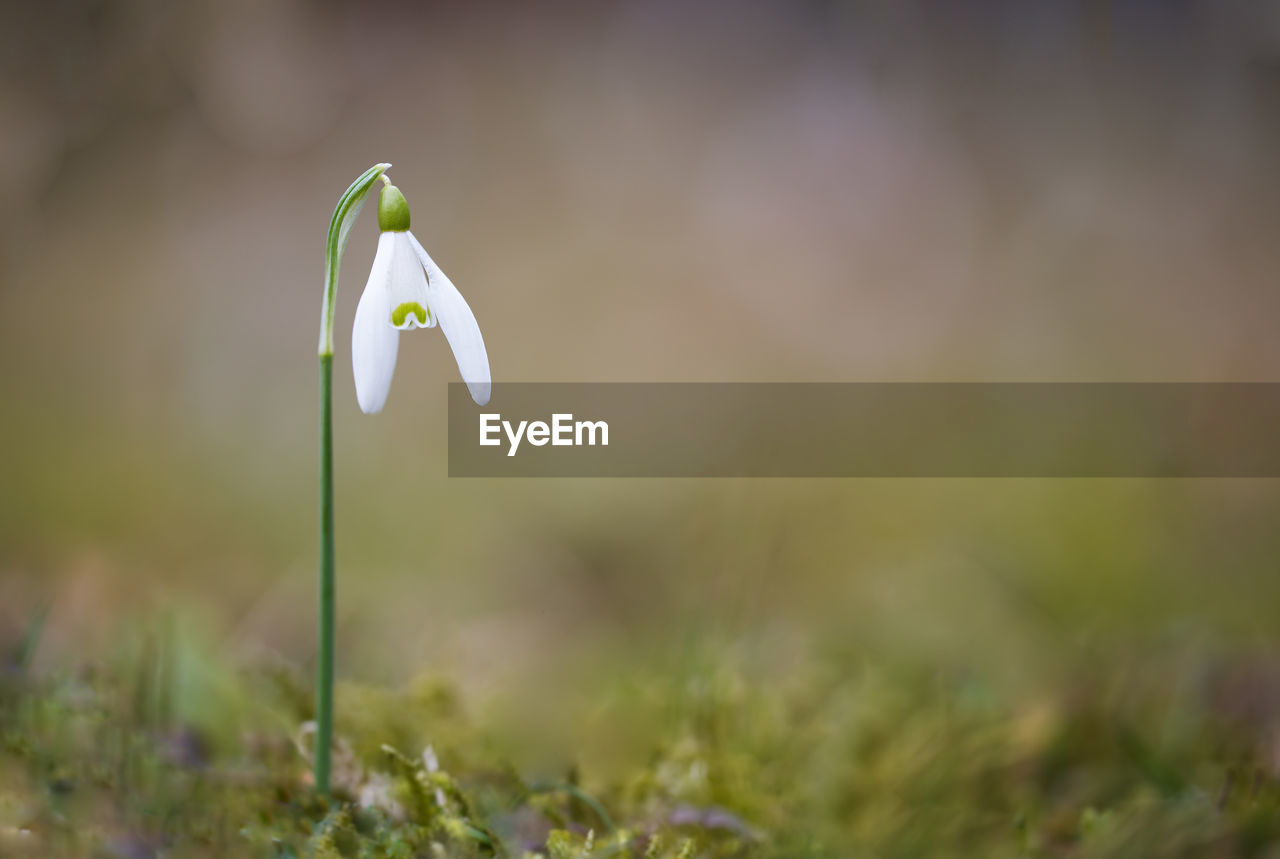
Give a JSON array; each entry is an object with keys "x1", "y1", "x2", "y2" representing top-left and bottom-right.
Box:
[
  {"x1": 5, "y1": 474, "x2": 1280, "y2": 855},
  {"x1": 7, "y1": 600, "x2": 1280, "y2": 856}
]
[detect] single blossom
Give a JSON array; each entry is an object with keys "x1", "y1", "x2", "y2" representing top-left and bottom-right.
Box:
[{"x1": 352, "y1": 180, "x2": 490, "y2": 412}]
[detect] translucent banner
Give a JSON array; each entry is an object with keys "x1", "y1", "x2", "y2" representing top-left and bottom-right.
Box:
[{"x1": 447, "y1": 383, "x2": 1280, "y2": 477}]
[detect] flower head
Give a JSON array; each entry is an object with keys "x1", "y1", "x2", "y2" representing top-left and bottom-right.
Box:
[{"x1": 352, "y1": 179, "x2": 491, "y2": 412}]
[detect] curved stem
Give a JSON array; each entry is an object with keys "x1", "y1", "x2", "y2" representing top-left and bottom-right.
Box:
[
  {"x1": 315, "y1": 162, "x2": 389, "y2": 796},
  {"x1": 319, "y1": 163, "x2": 392, "y2": 358}
]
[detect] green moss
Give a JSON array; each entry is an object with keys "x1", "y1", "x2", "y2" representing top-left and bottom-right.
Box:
[
  {"x1": 546, "y1": 828, "x2": 585, "y2": 858},
  {"x1": 6, "y1": 645, "x2": 1280, "y2": 857}
]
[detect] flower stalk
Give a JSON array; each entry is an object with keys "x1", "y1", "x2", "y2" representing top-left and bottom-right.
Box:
[{"x1": 315, "y1": 162, "x2": 390, "y2": 795}]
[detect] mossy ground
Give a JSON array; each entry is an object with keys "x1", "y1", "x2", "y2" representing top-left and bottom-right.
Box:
[
  {"x1": 5, "y1": 634, "x2": 1280, "y2": 858},
  {"x1": 4, "y1": 472, "x2": 1280, "y2": 858}
]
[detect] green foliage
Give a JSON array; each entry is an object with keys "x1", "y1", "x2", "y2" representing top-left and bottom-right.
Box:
[{"x1": 5, "y1": 638, "x2": 1280, "y2": 858}]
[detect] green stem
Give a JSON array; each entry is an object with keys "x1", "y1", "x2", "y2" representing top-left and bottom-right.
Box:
[
  {"x1": 315, "y1": 162, "x2": 390, "y2": 795},
  {"x1": 316, "y1": 352, "x2": 336, "y2": 794}
]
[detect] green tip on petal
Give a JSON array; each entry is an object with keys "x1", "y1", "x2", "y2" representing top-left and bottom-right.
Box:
[
  {"x1": 391, "y1": 301, "x2": 429, "y2": 327},
  {"x1": 378, "y1": 183, "x2": 411, "y2": 232}
]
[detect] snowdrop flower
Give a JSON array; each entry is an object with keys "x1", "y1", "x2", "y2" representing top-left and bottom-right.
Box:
[{"x1": 352, "y1": 179, "x2": 490, "y2": 412}]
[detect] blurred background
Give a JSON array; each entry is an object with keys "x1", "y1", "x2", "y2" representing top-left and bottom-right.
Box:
[{"x1": 3, "y1": 0, "x2": 1280, "y2": 833}]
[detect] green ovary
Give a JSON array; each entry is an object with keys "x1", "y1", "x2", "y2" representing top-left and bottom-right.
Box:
[{"x1": 391, "y1": 302, "x2": 429, "y2": 327}]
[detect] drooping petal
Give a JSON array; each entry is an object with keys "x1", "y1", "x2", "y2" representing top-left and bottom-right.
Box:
[
  {"x1": 385, "y1": 231, "x2": 435, "y2": 330},
  {"x1": 407, "y1": 231, "x2": 491, "y2": 406},
  {"x1": 351, "y1": 236, "x2": 400, "y2": 414}
]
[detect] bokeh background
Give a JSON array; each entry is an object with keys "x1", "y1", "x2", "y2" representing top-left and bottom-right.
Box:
[{"x1": 3, "y1": 0, "x2": 1280, "y2": 845}]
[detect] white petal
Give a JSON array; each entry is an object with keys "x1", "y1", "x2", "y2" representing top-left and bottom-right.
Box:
[
  {"x1": 407, "y1": 232, "x2": 491, "y2": 406},
  {"x1": 385, "y1": 232, "x2": 434, "y2": 330},
  {"x1": 351, "y1": 237, "x2": 400, "y2": 414}
]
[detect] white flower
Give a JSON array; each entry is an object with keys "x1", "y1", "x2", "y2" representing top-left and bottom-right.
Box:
[{"x1": 351, "y1": 181, "x2": 490, "y2": 412}]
